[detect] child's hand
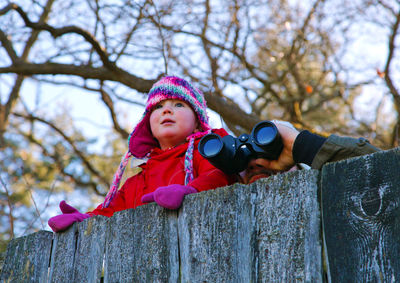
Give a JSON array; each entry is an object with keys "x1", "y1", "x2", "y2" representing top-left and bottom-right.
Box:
[
  {"x1": 48, "y1": 201, "x2": 91, "y2": 232},
  {"x1": 141, "y1": 184, "x2": 198, "y2": 209}
]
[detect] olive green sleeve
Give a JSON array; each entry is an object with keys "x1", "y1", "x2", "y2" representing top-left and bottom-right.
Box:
[{"x1": 311, "y1": 135, "x2": 381, "y2": 169}]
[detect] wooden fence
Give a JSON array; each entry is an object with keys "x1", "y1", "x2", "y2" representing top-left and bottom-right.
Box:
[{"x1": 1, "y1": 148, "x2": 399, "y2": 282}]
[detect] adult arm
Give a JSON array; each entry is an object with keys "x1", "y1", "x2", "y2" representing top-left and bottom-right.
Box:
[
  {"x1": 252, "y1": 121, "x2": 381, "y2": 171},
  {"x1": 293, "y1": 131, "x2": 381, "y2": 169}
]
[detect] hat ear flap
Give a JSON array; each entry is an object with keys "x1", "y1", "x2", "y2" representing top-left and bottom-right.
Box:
[{"x1": 129, "y1": 114, "x2": 159, "y2": 158}]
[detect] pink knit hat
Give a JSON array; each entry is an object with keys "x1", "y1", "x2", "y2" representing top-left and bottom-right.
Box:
[{"x1": 102, "y1": 76, "x2": 211, "y2": 207}]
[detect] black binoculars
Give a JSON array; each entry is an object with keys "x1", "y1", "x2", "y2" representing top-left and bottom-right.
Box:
[{"x1": 198, "y1": 121, "x2": 283, "y2": 174}]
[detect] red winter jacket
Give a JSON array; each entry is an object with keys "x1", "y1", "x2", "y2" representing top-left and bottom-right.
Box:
[{"x1": 89, "y1": 128, "x2": 234, "y2": 217}]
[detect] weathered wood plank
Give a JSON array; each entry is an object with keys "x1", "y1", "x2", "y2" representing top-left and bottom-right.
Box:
[
  {"x1": 0, "y1": 168, "x2": 323, "y2": 282},
  {"x1": 0, "y1": 230, "x2": 53, "y2": 282},
  {"x1": 49, "y1": 216, "x2": 109, "y2": 282},
  {"x1": 178, "y1": 182, "x2": 255, "y2": 282},
  {"x1": 48, "y1": 222, "x2": 78, "y2": 282},
  {"x1": 103, "y1": 205, "x2": 179, "y2": 283},
  {"x1": 254, "y1": 169, "x2": 321, "y2": 282},
  {"x1": 321, "y1": 148, "x2": 400, "y2": 282},
  {"x1": 73, "y1": 215, "x2": 108, "y2": 282},
  {"x1": 48, "y1": 215, "x2": 108, "y2": 282},
  {"x1": 179, "y1": 169, "x2": 321, "y2": 282}
]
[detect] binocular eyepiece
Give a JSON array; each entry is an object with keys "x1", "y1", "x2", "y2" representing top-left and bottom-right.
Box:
[{"x1": 198, "y1": 121, "x2": 283, "y2": 174}]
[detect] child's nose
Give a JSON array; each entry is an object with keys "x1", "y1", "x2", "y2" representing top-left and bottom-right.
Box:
[{"x1": 162, "y1": 105, "x2": 173, "y2": 114}]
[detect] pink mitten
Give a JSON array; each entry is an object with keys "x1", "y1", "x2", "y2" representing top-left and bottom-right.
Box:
[
  {"x1": 48, "y1": 201, "x2": 91, "y2": 232},
  {"x1": 141, "y1": 184, "x2": 198, "y2": 209}
]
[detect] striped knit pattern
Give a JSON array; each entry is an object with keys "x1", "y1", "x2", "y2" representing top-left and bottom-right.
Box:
[
  {"x1": 183, "y1": 130, "x2": 211, "y2": 185},
  {"x1": 102, "y1": 150, "x2": 132, "y2": 208},
  {"x1": 184, "y1": 137, "x2": 195, "y2": 185},
  {"x1": 145, "y1": 76, "x2": 210, "y2": 131}
]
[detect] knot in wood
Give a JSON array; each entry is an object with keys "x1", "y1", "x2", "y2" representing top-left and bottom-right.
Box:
[{"x1": 360, "y1": 188, "x2": 381, "y2": 216}]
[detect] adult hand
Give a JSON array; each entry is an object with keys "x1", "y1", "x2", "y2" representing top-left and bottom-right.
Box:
[
  {"x1": 264, "y1": 120, "x2": 300, "y2": 171},
  {"x1": 48, "y1": 201, "x2": 91, "y2": 232},
  {"x1": 141, "y1": 184, "x2": 198, "y2": 209},
  {"x1": 240, "y1": 120, "x2": 300, "y2": 183}
]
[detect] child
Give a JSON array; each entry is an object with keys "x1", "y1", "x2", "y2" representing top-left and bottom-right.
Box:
[{"x1": 48, "y1": 76, "x2": 234, "y2": 232}]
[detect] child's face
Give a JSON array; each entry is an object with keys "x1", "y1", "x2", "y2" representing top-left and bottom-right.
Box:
[{"x1": 150, "y1": 99, "x2": 199, "y2": 150}]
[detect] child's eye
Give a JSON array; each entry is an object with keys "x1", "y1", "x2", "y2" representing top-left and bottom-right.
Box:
[
  {"x1": 154, "y1": 103, "x2": 163, "y2": 109},
  {"x1": 175, "y1": 102, "x2": 184, "y2": 107}
]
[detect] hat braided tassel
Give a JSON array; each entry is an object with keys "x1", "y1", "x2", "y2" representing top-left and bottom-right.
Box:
[
  {"x1": 184, "y1": 137, "x2": 195, "y2": 185},
  {"x1": 184, "y1": 130, "x2": 211, "y2": 185},
  {"x1": 102, "y1": 150, "x2": 132, "y2": 208}
]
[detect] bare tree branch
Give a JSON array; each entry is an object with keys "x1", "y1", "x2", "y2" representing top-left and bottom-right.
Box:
[
  {"x1": 6, "y1": 3, "x2": 115, "y2": 69},
  {"x1": 17, "y1": 128, "x2": 105, "y2": 195},
  {"x1": 12, "y1": 112, "x2": 111, "y2": 189},
  {"x1": 0, "y1": 29, "x2": 18, "y2": 62},
  {"x1": 99, "y1": 85, "x2": 130, "y2": 139},
  {"x1": 383, "y1": 7, "x2": 400, "y2": 146},
  {"x1": 0, "y1": 0, "x2": 55, "y2": 148},
  {"x1": 0, "y1": 62, "x2": 156, "y2": 91}
]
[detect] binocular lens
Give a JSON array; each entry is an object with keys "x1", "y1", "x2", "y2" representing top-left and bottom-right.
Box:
[
  {"x1": 202, "y1": 138, "x2": 221, "y2": 157},
  {"x1": 198, "y1": 121, "x2": 283, "y2": 175},
  {"x1": 198, "y1": 134, "x2": 223, "y2": 157},
  {"x1": 255, "y1": 126, "x2": 275, "y2": 145}
]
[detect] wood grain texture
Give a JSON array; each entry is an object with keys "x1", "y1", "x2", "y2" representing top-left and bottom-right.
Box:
[
  {"x1": 254, "y1": 169, "x2": 321, "y2": 282},
  {"x1": 178, "y1": 169, "x2": 321, "y2": 282},
  {"x1": 48, "y1": 215, "x2": 108, "y2": 282},
  {"x1": 178, "y1": 182, "x2": 255, "y2": 283},
  {"x1": 73, "y1": 215, "x2": 108, "y2": 282},
  {"x1": 103, "y1": 205, "x2": 179, "y2": 283},
  {"x1": 321, "y1": 148, "x2": 400, "y2": 282},
  {"x1": 48, "y1": 222, "x2": 78, "y2": 282},
  {"x1": 0, "y1": 230, "x2": 53, "y2": 283},
  {"x1": 1, "y1": 169, "x2": 322, "y2": 282}
]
